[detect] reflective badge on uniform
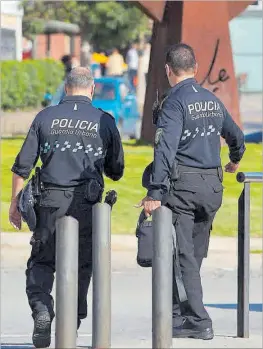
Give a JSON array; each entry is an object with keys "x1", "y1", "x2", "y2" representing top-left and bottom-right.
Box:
[{"x1": 155, "y1": 128, "x2": 163, "y2": 145}]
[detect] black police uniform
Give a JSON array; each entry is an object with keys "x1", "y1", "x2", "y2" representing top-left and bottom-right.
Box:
[
  {"x1": 147, "y1": 78, "x2": 245, "y2": 331},
  {"x1": 11, "y1": 96, "x2": 124, "y2": 328}
]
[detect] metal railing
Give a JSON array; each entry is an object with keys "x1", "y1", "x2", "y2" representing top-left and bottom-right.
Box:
[
  {"x1": 53, "y1": 171, "x2": 263, "y2": 347},
  {"x1": 55, "y1": 205, "x2": 174, "y2": 349},
  {"x1": 55, "y1": 202, "x2": 112, "y2": 349},
  {"x1": 92, "y1": 203, "x2": 111, "y2": 348},
  {"x1": 236, "y1": 171, "x2": 263, "y2": 338},
  {"x1": 55, "y1": 216, "x2": 79, "y2": 348},
  {"x1": 152, "y1": 207, "x2": 173, "y2": 349}
]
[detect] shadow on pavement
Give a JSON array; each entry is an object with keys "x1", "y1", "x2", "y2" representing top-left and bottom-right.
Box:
[
  {"x1": 1, "y1": 345, "x2": 33, "y2": 348},
  {"x1": 205, "y1": 303, "x2": 262, "y2": 312},
  {"x1": 1, "y1": 345, "x2": 91, "y2": 349}
]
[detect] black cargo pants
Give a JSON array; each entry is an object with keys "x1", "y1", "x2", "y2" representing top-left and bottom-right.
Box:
[
  {"x1": 165, "y1": 166, "x2": 223, "y2": 330},
  {"x1": 26, "y1": 187, "x2": 93, "y2": 326}
]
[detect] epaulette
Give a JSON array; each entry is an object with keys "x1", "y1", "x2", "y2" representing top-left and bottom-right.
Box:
[
  {"x1": 159, "y1": 94, "x2": 169, "y2": 110},
  {"x1": 98, "y1": 108, "x2": 114, "y2": 119}
]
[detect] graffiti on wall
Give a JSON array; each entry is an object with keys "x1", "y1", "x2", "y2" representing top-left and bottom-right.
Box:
[{"x1": 199, "y1": 39, "x2": 230, "y2": 93}]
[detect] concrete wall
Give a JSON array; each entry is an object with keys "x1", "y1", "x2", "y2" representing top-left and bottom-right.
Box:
[{"x1": 35, "y1": 34, "x2": 81, "y2": 61}]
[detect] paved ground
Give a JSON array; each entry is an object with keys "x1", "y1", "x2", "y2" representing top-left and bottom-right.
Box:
[
  {"x1": 1, "y1": 234, "x2": 262, "y2": 348},
  {"x1": 1, "y1": 94, "x2": 262, "y2": 137}
]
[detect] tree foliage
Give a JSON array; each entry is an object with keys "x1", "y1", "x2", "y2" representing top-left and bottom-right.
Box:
[
  {"x1": 22, "y1": 1, "x2": 150, "y2": 50},
  {"x1": 1, "y1": 59, "x2": 64, "y2": 110}
]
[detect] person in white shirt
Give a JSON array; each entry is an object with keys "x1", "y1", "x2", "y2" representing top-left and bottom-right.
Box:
[
  {"x1": 141, "y1": 43, "x2": 151, "y2": 85},
  {"x1": 106, "y1": 48, "x2": 125, "y2": 76},
  {"x1": 126, "y1": 43, "x2": 139, "y2": 90}
]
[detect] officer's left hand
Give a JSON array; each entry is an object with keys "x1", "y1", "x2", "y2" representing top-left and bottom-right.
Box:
[
  {"x1": 9, "y1": 199, "x2": 22, "y2": 230},
  {"x1": 224, "y1": 161, "x2": 239, "y2": 173},
  {"x1": 135, "y1": 196, "x2": 161, "y2": 217}
]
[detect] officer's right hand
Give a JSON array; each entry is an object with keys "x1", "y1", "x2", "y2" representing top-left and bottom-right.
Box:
[
  {"x1": 224, "y1": 161, "x2": 239, "y2": 173},
  {"x1": 9, "y1": 199, "x2": 22, "y2": 230}
]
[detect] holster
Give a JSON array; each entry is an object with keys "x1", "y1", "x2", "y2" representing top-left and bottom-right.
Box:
[
  {"x1": 31, "y1": 167, "x2": 42, "y2": 201},
  {"x1": 152, "y1": 90, "x2": 169, "y2": 125},
  {"x1": 170, "y1": 160, "x2": 179, "y2": 181},
  {"x1": 30, "y1": 234, "x2": 42, "y2": 255},
  {"x1": 217, "y1": 166, "x2": 223, "y2": 182},
  {"x1": 84, "y1": 179, "x2": 103, "y2": 203}
]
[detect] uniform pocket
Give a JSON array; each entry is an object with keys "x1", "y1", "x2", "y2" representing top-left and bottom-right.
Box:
[
  {"x1": 202, "y1": 175, "x2": 224, "y2": 193},
  {"x1": 40, "y1": 190, "x2": 70, "y2": 208},
  {"x1": 171, "y1": 181, "x2": 198, "y2": 193},
  {"x1": 204, "y1": 223, "x2": 213, "y2": 258},
  {"x1": 212, "y1": 184, "x2": 224, "y2": 193}
]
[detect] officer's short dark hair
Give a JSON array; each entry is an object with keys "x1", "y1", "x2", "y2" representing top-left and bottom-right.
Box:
[
  {"x1": 65, "y1": 67, "x2": 94, "y2": 89},
  {"x1": 165, "y1": 43, "x2": 196, "y2": 76}
]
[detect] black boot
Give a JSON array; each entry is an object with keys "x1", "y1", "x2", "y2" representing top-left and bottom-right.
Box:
[
  {"x1": 32, "y1": 311, "x2": 52, "y2": 348},
  {"x1": 173, "y1": 319, "x2": 214, "y2": 340}
]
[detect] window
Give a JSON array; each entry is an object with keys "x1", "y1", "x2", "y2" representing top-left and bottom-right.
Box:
[
  {"x1": 248, "y1": 0, "x2": 262, "y2": 9},
  {"x1": 0, "y1": 28, "x2": 16, "y2": 60},
  {"x1": 94, "y1": 82, "x2": 116, "y2": 100},
  {"x1": 119, "y1": 83, "x2": 130, "y2": 101}
]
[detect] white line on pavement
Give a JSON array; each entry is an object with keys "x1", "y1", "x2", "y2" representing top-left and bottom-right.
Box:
[{"x1": 1, "y1": 333, "x2": 92, "y2": 338}]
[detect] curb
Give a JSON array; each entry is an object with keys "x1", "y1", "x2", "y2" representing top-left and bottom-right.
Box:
[{"x1": 1, "y1": 232, "x2": 262, "y2": 252}]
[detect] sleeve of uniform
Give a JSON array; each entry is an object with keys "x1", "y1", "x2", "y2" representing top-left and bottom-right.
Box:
[
  {"x1": 103, "y1": 114, "x2": 124, "y2": 181},
  {"x1": 147, "y1": 99, "x2": 184, "y2": 201},
  {"x1": 220, "y1": 105, "x2": 246, "y2": 164},
  {"x1": 11, "y1": 118, "x2": 40, "y2": 179}
]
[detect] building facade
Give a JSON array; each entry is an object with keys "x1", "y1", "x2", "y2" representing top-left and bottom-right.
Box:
[
  {"x1": 1, "y1": 0, "x2": 23, "y2": 61},
  {"x1": 229, "y1": 0, "x2": 262, "y2": 93}
]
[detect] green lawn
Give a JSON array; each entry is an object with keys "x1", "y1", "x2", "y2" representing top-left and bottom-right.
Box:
[{"x1": 1, "y1": 138, "x2": 262, "y2": 237}]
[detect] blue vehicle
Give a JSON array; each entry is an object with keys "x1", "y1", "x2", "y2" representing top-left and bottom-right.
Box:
[{"x1": 49, "y1": 76, "x2": 141, "y2": 139}]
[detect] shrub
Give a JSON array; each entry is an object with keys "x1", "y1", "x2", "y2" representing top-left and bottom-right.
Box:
[{"x1": 1, "y1": 59, "x2": 64, "y2": 111}]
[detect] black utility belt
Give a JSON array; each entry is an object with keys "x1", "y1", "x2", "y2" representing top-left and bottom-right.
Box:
[
  {"x1": 171, "y1": 165, "x2": 223, "y2": 182},
  {"x1": 41, "y1": 183, "x2": 84, "y2": 192},
  {"x1": 41, "y1": 179, "x2": 104, "y2": 203},
  {"x1": 177, "y1": 165, "x2": 220, "y2": 175}
]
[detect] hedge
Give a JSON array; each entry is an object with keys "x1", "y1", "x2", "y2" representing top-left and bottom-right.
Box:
[{"x1": 1, "y1": 59, "x2": 64, "y2": 111}]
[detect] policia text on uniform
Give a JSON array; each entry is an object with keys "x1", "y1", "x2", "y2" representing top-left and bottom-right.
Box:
[{"x1": 9, "y1": 44, "x2": 245, "y2": 348}]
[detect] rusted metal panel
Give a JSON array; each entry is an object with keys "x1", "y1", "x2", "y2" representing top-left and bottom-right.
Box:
[
  {"x1": 137, "y1": 0, "x2": 166, "y2": 22},
  {"x1": 182, "y1": 1, "x2": 241, "y2": 127},
  {"x1": 140, "y1": 0, "x2": 252, "y2": 142},
  {"x1": 228, "y1": 1, "x2": 255, "y2": 20}
]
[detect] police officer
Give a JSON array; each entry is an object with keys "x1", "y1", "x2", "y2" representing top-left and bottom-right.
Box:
[
  {"x1": 138, "y1": 43, "x2": 245, "y2": 340},
  {"x1": 9, "y1": 67, "x2": 124, "y2": 348}
]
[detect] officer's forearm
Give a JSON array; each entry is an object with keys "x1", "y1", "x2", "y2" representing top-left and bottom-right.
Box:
[
  {"x1": 11, "y1": 173, "x2": 24, "y2": 201},
  {"x1": 229, "y1": 142, "x2": 246, "y2": 164}
]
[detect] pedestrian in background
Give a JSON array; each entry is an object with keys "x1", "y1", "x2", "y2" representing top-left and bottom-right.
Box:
[
  {"x1": 141, "y1": 42, "x2": 151, "y2": 86},
  {"x1": 126, "y1": 42, "x2": 139, "y2": 90},
  {"x1": 106, "y1": 48, "x2": 125, "y2": 76},
  {"x1": 61, "y1": 54, "x2": 72, "y2": 76}
]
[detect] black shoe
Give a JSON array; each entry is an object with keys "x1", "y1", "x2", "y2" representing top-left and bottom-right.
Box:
[
  {"x1": 32, "y1": 311, "x2": 51, "y2": 348},
  {"x1": 173, "y1": 320, "x2": 214, "y2": 340}
]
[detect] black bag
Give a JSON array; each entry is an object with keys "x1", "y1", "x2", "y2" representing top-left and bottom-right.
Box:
[
  {"x1": 135, "y1": 210, "x2": 187, "y2": 303},
  {"x1": 136, "y1": 211, "x2": 153, "y2": 267},
  {"x1": 17, "y1": 179, "x2": 37, "y2": 231}
]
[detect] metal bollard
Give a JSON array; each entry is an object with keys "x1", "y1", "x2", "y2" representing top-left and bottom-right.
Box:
[
  {"x1": 92, "y1": 203, "x2": 111, "y2": 348},
  {"x1": 237, "y1": 183, "x2": 250, "y2": 338},
  {"x1": 236, "y1": 172, "x2": 263, "y2": 338},
  {"x1": 237, "y1": 172, "x2": 263, "y2": 338},
  {"x1": 152, "y1": 206, "x2": 173, "y2": 349},
  {"x1": 55, "y1": 216, "x2": 79, "y2": 349}
]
